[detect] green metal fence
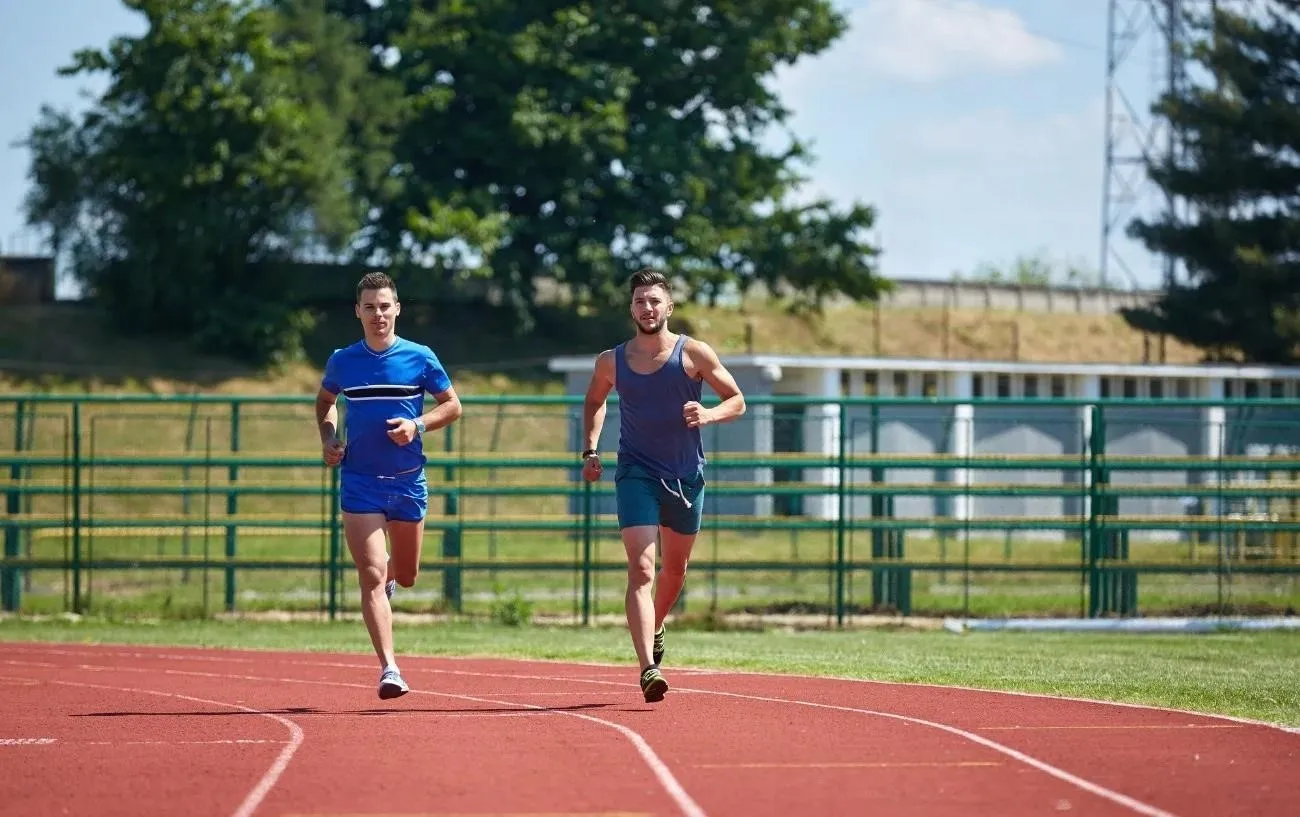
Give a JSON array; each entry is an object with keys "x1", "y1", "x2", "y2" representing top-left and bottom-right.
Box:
[{"x1": 1, "y1": 394, "x2": 1298, "y2": 624}]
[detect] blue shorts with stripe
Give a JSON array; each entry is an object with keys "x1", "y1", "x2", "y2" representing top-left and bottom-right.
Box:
[
  {"x1": 340, "y1": 469, "x2": 428, "y2": 523},
  {"x1": 614, "y1": 462, "x2": 705, "y2": 535}
]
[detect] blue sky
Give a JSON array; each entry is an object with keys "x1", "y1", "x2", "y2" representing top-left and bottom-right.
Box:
[{"x1": 0, "y1": 0, "x2": 1172, "y2": 297}]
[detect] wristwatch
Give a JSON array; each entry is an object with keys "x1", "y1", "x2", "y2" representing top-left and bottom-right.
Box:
[
  {"x1": 582, "y1": 449, "x2": 598, "y2": 460},
  {"x1": 414, "y1": 418, "x2": 426, "y2": 436}
]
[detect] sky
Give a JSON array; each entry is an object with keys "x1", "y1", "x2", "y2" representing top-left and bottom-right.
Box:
[{"x1": 0, "y1": 0, "x2": 1176, "y2": 298}]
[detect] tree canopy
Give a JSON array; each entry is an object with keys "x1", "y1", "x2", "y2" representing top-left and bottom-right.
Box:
[
  {"x1": 23, "y1": 0, "x2": 884, "y2": 363},
  {"x1": 23, "y1": 0, "x2": 399, "y2": 364},
  {"x1": 1125, "y1": 1, "x2": 1300, "y2": 363}
]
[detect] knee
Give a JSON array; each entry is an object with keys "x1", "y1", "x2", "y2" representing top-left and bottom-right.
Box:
[
  {"x1": 357, "y1": 562, "x2": 386, "y2": 590},
  {"x1": 627, "y1": 555, "x2": 655, "y2": 587},
  {"x1": 396, "y1": 567, "x2": 418, "y2": 589},
  {"x1": 659, "y1": 557, "x2": 689, "y2": 581}
]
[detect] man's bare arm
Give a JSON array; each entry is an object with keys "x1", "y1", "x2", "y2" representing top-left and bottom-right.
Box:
[
  {"x1": 315, "y1": 388, "x2": 340, "y2": 443},
  {"x1": 420, "y1": 386, "x2": 463, "y2": 433},
  {"x1": 689, "y1": 340, "x2": 746, "y2": 424},
  {"x1": 582, "y1": 351, "x2": 616, "y2": 452}
]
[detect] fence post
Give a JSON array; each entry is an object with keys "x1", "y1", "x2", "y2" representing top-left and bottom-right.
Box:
[
  {"x1": 224, "y1": 401, "x2": 241, "y2": 612},
  {"x1": 581, "y1": 478, "x2": 593, "y2": 625},
  {"x1": 1086, "y1": 404, "x2": 1104, "y2": 618},
  {"x1": 328, "y1": 465, "x2": 340, "y2": 620},
  {"x1": 834, "y1": 398, "x2": 849, "y2": 627},
  {"x1": 442, "y1": 422, "x2": 462, "y2": 611},
  {"x1": 71, "y1": 402, "x2": 83, "y2": 614},
  {"x1": 2, "y1": 399, "x2": 26, "y2": 612}
]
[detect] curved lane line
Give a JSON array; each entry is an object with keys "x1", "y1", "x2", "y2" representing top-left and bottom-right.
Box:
[{"x1": 2, "y1": 672, "x2": 304, "y2": 817}]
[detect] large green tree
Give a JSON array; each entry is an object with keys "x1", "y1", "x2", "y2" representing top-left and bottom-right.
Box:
[
  {"x1": 325, "y1": 0, "x2": 883, "y2": 322},
  {"x1": 1125, "y1": 1, "x2": 1300, "y2": 363},
  {"x1": 22, "y1": 0, "x2": 400, "y2": 364}
]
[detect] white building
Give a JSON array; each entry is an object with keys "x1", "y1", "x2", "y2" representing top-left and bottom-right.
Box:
[{"x1": 548, "y1": 354, "x2": 1300, "y2": 538}]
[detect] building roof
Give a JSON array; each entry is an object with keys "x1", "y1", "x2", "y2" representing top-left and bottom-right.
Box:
[{"x1": 547, "y1": 353, "x2": 1300, "y2": 380}]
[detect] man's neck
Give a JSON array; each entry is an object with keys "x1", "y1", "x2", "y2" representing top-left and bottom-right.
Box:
[
  {"x1": 628, "y1": 330, "x2": 676, "y2": 355},
  {"x1": 364, "y1": 333, "x2": 398, "y2": 353}
]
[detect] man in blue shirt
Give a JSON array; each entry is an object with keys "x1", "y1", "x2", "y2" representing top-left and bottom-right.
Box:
[
  {"x1": 579, "y1": 268, "x2": 747, "y2": 702},
  {"x1": 315, "y1": 271, "x2": 463, "y2": 700}
]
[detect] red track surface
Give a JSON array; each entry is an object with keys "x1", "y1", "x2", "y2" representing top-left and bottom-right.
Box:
[{"x1": 1, "y1": 641, "x2": 1297, "y2": 816}]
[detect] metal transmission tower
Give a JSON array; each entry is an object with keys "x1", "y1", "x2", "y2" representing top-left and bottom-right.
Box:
[{"x1": 1100, "y1": 0, "x2": 1200, "y2": 290}]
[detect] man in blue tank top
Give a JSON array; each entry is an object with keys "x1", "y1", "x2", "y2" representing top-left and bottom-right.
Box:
[
  {"x1": 315, "y1": 272, "x2": 463, "y2": 700},
  {"x1": 580, "y1": 268, "x2": 747, "y2": 702}
]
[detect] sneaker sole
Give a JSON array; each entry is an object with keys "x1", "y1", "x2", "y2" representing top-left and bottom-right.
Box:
[
  {"x1": 378, "y1": 682, "x2": 409, "y2": 700},
  {"x1": 642, "y1": 676, "x2": 669, "y2": 703}
]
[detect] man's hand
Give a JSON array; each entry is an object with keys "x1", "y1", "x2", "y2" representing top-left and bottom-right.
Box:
[
  {"x1": 322, "y1": 436, "x2": 345, "y2": 467},
  {"x1": 683, "y1": 401, "x2": 714, "y2": 429},
  {"x1": 581, "y1": 453, "x2": 604, "y2": 482},
  {"x1": 386, "y1": 418, "x2": 419, "y2": 446}
]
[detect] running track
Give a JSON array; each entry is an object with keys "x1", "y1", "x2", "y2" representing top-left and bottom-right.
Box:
[{"x1": 2, "y1": 642, "x2": 1297, "y2": 816}]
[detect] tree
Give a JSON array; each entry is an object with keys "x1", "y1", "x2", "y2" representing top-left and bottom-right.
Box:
[
  {"x1": 1124, "y1": 1, "x2": 1300, "y2": 363},
  {"x1": 324, "y1": 0, "x2": 884, "y2": 325},
  {"x1": 21, "y1": 0, "x2": 401, "y2": 364}
]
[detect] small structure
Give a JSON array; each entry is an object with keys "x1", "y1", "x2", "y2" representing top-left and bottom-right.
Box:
[{"x1": 0, "y1": 255, "x2": 56, "y2": 305}]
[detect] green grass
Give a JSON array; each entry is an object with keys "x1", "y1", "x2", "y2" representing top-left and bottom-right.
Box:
[
  {"x1": 2, "y1": 616, "x2": 1297, "y2": 727},
  {"x1": 14, "y1": 526, "x2": 1300, "y2": 619}
]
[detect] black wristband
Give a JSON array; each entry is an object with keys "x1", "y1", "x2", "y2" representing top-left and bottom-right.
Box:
[{"x1": 582, "y1": 449, "x2": 598, "y2": 459}]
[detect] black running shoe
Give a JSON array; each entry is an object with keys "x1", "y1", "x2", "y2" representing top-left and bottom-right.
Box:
[
  {"x1": 652, "y1": 623, "x2": 666, "y2": 666},
  {"x1": 640, "y1": 665, "x2": 668, "y2": 703}
]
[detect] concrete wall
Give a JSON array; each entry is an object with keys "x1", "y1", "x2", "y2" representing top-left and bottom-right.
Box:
[
  {"x1": 971, "y1": 405, "x2": 1083, "y2": 532},
  {"x1": 874, "y1": 278, "x2": 1159, "y2": 315},
  {"x1": 842, "y1": 405, "x2": 950, "y2": 521}
]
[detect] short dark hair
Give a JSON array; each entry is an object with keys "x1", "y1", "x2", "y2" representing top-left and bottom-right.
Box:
[
  {"x1": 628, "y1": 267, "x2": 669, "y2": 297},
  {"x1": 356, "y1": 271, "x2": 397, "y2": 302}
]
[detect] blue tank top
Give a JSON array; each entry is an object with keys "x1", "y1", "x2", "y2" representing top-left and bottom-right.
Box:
[{"x1": 614, "y1": 335, "x2": 706, "y2": 480}]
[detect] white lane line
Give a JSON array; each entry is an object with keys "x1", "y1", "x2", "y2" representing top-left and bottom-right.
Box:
[
  {"x1": 12, "y1": 653, "x2": 1182, "y2": 816},
  {"x1": 0, "y1": 671, "x2": 303, "y2": 817},
  {"x1": 20, "y1": 644, "x2": 1296, "y2": 737},
  {"x1": 2, "y1": 660, "x2": 707, "y2": 817}
]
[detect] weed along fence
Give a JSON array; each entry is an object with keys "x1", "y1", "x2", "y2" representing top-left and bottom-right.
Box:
[{"x1": 1, "y1": 394, "x2": 1298, "y2": 624}]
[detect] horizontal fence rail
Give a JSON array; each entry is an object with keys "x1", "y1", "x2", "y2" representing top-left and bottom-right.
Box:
[{"x1": 1, "y1": 394, "x2": 1298, "y2": 624}]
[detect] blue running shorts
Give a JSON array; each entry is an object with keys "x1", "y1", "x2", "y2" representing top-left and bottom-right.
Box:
[
  {"x1": 614, "y1": 461, "x2": 705, "y2": 535},
  {"x1": 340, "y1": 469, "x2": 428, "y2": 523}
]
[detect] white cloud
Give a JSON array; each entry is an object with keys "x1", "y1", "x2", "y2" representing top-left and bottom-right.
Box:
[{"x1": 850, "y1": 0, "x2": 1063, "y2": 83}]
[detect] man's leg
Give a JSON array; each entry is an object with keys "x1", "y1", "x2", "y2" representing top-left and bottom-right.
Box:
[
  {"x1": 651, "y1": 474, "x2": 705, "y2": 667},
  {"x1": 621, "y1": 524, "x2": 659, "y2": 671},
  {"x1": 653, "y1": 527, "x2": 696, "y2": 625},
  {"x1": 342, "y1": 511, "x2": 395, "y2": 668},
  {"x1": 385, "y1": 475, "x2": 428, "y2": 599},
  {"x1": 387, "y1": 517, "x2": 425, "y2": 589}
]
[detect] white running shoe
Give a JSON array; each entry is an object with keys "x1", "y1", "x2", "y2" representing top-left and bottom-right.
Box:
[{"x1": 378, "y1": 667, "x2": 409, "y2": 700}]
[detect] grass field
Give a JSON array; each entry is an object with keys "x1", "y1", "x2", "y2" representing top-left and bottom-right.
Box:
[
  {"x1": 1, "y1": 616, "x2": 1297, "y2": 728},
  {"x1": 14, "y1": 524, "x2": 1300, "y2": 621}
]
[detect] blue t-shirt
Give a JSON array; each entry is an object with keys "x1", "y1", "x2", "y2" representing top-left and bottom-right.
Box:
[{"x1": 320, "y1": 337, "x2": 453, "y2": 477}]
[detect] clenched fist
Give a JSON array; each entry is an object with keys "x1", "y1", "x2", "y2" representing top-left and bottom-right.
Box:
[
  {"x1": 683, "y1": 401, "x2": 713, "y2": 429},
  {"x1": 386, "y1": 417, "x2": 418, "y2": 446},
  {"x1": 322, "y1": 436, "x2": 345, "y2": 467},
  {"x1": 582, "y1": 453, "x2": 603, "y2": 482}
]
